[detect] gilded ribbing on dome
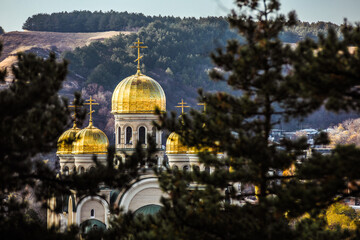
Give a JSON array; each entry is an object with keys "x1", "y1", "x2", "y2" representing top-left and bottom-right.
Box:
[
  {"x1": 57, "y1": 126, "x2": 81, "y2": 155},
  {"x1": 73, "y1": 125, "x2": 109, "y2": 154},
  {"x1": 166, "y1": 132, "x2": 188, "y2": 154},
  {"x1": 111, "y1": 73, "x2": 166, "y2": 114}
]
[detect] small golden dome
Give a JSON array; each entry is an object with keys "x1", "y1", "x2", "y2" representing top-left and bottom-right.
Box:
[
  {"x1": 73, "y1": 123, "x2": 109, "y2": 154},
  {"x1": 112, "y1": 72, "x2": 166, "y2": 114},
  {"x1": 166, "y1": 132, "x2": 188, "y2": 154},
  {"x1": 57, "y1": 126, "x2": 81, "y2": 155},
  {"x1": 187, "y1": 146, "x2": 198, "y2": 154}
]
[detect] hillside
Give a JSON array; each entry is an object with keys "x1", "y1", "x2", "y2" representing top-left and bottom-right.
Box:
[
  {"x1": 0, "y1": 30, "x2": 131, "y2": 81},
  {"x1": 0, "y1": 12, "x2": 357, "y2": 140}
]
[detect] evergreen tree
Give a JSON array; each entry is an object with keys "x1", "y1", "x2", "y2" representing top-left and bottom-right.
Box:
[
  {"x1": 104, "y1": 0, "x2": 360, "y2": 239},
  {"x1": 0, "y1": 43, "x2": 81, "y2": 239},
  {"x1": 0, "y1": 43, "x2": 146, "y2": 239}
]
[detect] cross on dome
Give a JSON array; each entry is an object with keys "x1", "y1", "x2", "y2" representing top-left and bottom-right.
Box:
[
  {"x1": 197, "y1": 102, "x2": 207, "y2": 112},
  {"x1": 176, "y1": 99, "x2": 190, "y2": 114},
  {"x1": 84, "y1": 96, "x2": 99, "y2": 126},
  {"x1": 68, "y1": 99, "x2": 81, "y2": 128},
  {"x1": 131, "y1": 38, "x2": 148, "y2": 74}
]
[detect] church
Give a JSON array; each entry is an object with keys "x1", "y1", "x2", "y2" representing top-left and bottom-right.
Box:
[{"x1": 47, "y1": 39, "x2": 211, "y2": 232}]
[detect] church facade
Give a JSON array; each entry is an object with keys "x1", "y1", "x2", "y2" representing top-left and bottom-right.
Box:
[{"x1": 48, "y1": 39, "x2": 209, "y2": 232}]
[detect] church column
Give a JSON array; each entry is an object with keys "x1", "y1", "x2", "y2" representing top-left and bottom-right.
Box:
[
  {"x1": 159, "y1": 130, "x2": 163, "y2": 149},
  {"x1": 133, "y1": 127, "x2": 137, "y2": 147},
  {"x1": 158, "y1": 155, "x2": 163, "y2": 167}
]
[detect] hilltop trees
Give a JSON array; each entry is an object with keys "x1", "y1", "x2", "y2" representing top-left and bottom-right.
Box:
[
  {"x1": 22, "y1": 10, "x2": 340, "y2": 42},
  {"x1": 102, "y1": 0, "x2": 360, "y2": 239},
  {"x1": 23, "y1": 11, "x2": 163, "y2": 32}
]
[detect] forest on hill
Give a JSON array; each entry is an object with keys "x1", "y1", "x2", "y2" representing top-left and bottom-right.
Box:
[
  {"x1": 23, "y1": 11, "x2": 341, "y2": 42},
  {"x1": 20, "y1": 11, "x2": 357, "y2": 138}
]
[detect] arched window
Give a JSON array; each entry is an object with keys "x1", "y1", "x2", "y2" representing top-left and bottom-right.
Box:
[
  {"x1": 118, "y1": 127, "x2": 121, "y2": 144},
  {"x1": 126, "y1": 127, "x2": 132, "y2": 144},
  {"x1": 172, "y1": 165, "x2": 178, "y2": 170},
  {"x1": 139, "y1": 126, "x2": 146, "y2": 145},
  {"x1": 63, "y1": 166, "x2": 69, "y2": 176},
  {"x1": 79, "y1": 167, "x2": 85, "y2": 174},
  {"x1": 90, "y1": 166, "x2": 95, "y2": 172},
  {"x1": 90, "y1": 209, "x2": 95, "y2": 218},
  {"x1": 193, "y1": 165, "x2": 200, "y2": 172},
  {"x1": 183, "y1": 165, "x2": 189, "y2": 172}
]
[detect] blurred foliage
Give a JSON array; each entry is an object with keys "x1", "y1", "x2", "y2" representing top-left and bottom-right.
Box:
[
  {"x1": 328, "y1": 118, "x2": 360, "y2": 147},
  {"x1": 325, "y1": 203, "x2": 359, "y2": 230}
]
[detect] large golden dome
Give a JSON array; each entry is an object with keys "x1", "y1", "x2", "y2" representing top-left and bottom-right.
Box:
[
  {"x1": 112, "y1": 72, "x2": 166, "y2": 114},
  {"x1": 73, "y1": 123, "x2": 109, "y2": 155},
  {"x1": 57, "y1": 126, "x2": 81, "y2": 155},
  {"x1": 166, "y1": 132, "x2": 188, "y2": 154}
]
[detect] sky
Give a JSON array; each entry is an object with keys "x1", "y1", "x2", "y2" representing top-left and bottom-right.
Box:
[{"x1": 1, "y1": 0, "x2": 360, "y2": 32}]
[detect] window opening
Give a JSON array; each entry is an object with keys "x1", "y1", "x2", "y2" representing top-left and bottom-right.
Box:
[
  {"x1": 63, "y1": 166, "x2": 69, "y2": 175},
  {"x1": 126, "y1": 127, "x2": 132, "y2": 144},
  {"x1": 118, "y1": 127, "x2": 121, "y2": 144},
  {"x1": 139, "y1": 126, "x2": 146, "y2": 145}
]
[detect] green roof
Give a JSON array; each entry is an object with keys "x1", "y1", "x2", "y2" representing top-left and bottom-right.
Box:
[
  {"x1": 134, "y1": 204, "x2": 162, "y2": 216},
  {"x1": 81, "y1": 219, "x2": 106, "y2": 234}
]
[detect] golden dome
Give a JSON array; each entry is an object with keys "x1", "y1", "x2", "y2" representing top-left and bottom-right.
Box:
[
  {"x1": 73, "y1": 123, "x2": 109, "y2": 154},
  {"x1": 187, "y1": 146, "x2": 199, "y2": 154},
  {"x1": 187, "y1": 146, "x2": 217, "y2": 154},
  {"x1": 187, "y1": 141, "x2": 221, "y2": 154},
  {"x1": 57, "y1": 126, "x2": 81, "y2": 155},
  {"x1": 166, "y1": 132, "x2": 188, "y2": 154},
  {"x1": 112, "y1": 72, "x2": 166, "y2": 114}
]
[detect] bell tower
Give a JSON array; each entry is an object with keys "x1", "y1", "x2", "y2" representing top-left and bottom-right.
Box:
[{"x1": 111, "y1": 39, "x2": 166, "y2": 165}]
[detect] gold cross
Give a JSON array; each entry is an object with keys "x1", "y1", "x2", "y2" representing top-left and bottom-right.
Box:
[
  {"x1": 68, "y1": 99, "x2": 81, "y2": 128},
  {"x1": 84, "y1": 96, "x2": 99, "y2": 126},
  {"x1": 175, "y1": 99, "x2": 190, "y2": 114},
  {"x1": 131, "y1": 38, "x2": 148, "y2": 73},
  {"x1": 198, "y1": 102, "x2": 207, "y2": 112}
]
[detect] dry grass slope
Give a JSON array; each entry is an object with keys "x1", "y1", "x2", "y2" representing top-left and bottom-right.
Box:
[{"x1": 0, "y1": 30, "x2": 133, "y2": 81}]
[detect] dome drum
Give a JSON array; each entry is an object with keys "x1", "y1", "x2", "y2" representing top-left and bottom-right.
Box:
[{"x1": 74, "y1": 154, "x2": 108, "y2": 168}]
